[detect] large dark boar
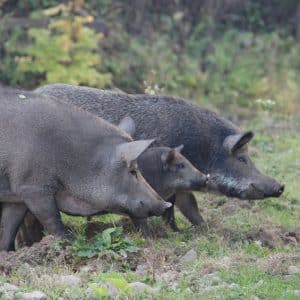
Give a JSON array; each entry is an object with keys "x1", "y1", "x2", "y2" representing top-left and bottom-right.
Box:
[
  {"x1": 35, "y1": 84, "x2": 284, "y2": 228},
  {"x1": 0, "y1": 87, "x2": 171, "y2": 251}
]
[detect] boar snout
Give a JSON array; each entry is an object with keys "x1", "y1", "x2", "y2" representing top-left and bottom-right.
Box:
[
  {"x1": 251, "y1": 181, "x2": 285, "y2": 198},
  {"x1": 149, "y1": 201, "x2": 172, "y2": 217},
  {"x1": 275, "y1": 183, "x2": 285, "y2": 196},
  {"x1": 190, "y1": 172, "x2": 210, "y2": 190},
  {"x1": 205, "y1": 174, "x2": 210, "y2": 185},
  {"x1": 164, "y1": 201, "x2": 173, "y2": 209}
]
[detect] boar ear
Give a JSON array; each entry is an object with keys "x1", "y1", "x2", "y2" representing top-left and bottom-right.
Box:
[
  {"x1": 118, "y1": 116, "x2": 136, "y2": 136},
  {"x1": 174, "y1": 144, "x2": 184, "y2": 153},
  {"x1": 223, "y1": 131, "x2": 254, "y2": 153},
  {"x1": 116, "y1": 139, "x2": 155, "y2": 164},
  {"x1": 161, "y1": 149, "x2": 176, "y2": 166}
]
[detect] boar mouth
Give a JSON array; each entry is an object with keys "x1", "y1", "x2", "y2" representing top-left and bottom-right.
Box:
[
  {"x1": 233, "y1": 184, "x2": 265, "y2": 200},
  {"x1": 203, "y1": 174, "x2": 268, "y2": 200},
  {"x1": 250, "y1": 183, "x2": 284, "y2": 198},
  {"x1": 205, "y1": 174, "x2": 237, "y2": 196},
  {"x1": 205, "y1": 175, "x2": 220, "y2": 191},
  {"x1": 189, "y1": 175, "x2": 209, "y2": 191},
  {"x1": 249, "y1": 183, "x2": 265, "y2": 199},
  {"x1": 206, "y1": 174, "x2": 265, "y2": 199}
]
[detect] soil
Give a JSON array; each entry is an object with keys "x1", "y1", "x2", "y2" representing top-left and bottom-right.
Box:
[
  {"x1": 0, "y1": 236, "x2": 73, "y2": 275},
  {"x1": 1, "y1": 201, "x2": 298, "y2": 278}
]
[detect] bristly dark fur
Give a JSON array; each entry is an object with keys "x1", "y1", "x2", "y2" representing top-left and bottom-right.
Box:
[{"x1": 35, "y1": 84, "x2": 239, "y2": 174}]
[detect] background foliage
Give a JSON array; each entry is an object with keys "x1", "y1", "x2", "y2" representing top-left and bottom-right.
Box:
[{"x1": 0, "y1": 0, "x2": 300, "y2": 115}]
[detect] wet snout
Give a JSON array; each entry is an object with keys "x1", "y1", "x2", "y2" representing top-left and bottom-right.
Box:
[
  {"x1": 189, "y1": 171, "x2": 210, "y2": 190},
  {"x1": 250, "y1": 176, "x2": 285, "y2": 199},
  {"x1": 251, "y1": 181, "x2": 285, "y2": 198},
  {"x1": 274, "y1": 183, "x2": 285, "y2": 197}
]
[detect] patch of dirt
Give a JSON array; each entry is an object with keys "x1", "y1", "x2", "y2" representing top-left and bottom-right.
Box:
[
  {"x1": 214, "y1": 224, "x2": 300, "y2": 248},
  {"x1": 210, "y1": 198, "x2": 254, "y2": 212},
  {"x1": 1, "y1": 234, "x2": 141, "y2": 276},
  {"x1": 203, "y1": 201, "x2": 300, "y2": 248},
  {"x1": 0, "y1": 235, "x2": 73, "y2": 275},
  {"x1": 247, "y1": 226, "x2": 300, "y2": 248},
  {"x1": 1, "y1": 218, "x2": 177, "y2": 276},
  {"x1": 132, "y1": 245, "x2": 178, "y2": 282},
  {"x1": 195, "y1": 251, "x2": 300, "y2": 277},
  {"x1": 256, "y1": 253, "x2": 300, "y2": 275}
]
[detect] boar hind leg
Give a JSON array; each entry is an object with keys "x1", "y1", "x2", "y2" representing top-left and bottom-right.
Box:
[
  {"x1": 21, "y1": 190, "x2": 65, "y2": 237},
  {"x1": 16, "y1": 212, "x2": 44, "y2": 248},
  {"x1": 175, "y1": 192, "x2": 206, "y2": 228},
  {"x1": 162, "y1": 195, "x2": 179, "y2": 232},
  {"x1": 131, "y1": 218, "x2": 150, "y2": 237},
  {"x1": 0, "y1": 203, "x2": 27, "y2": 251}
]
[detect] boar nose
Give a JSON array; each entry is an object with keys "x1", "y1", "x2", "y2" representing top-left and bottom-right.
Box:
[
  {"x1": 262, "y1": 182, "x2": 285, "y2": 198},
  {"x1": 165, "y1": 202, "x2": 172, "y2": 209},
  {"x1": 206, "y1": 174, "x2": 210, "y2": 184},
  {"x1": 276, "y1": 184, "x2": 285, "y2": 196},
  {"x1": 198, "y1": 172, "x2": 210, "y2": 187},
  {"x1": 269, "y1": 182, "x2": 285, "y2": 197},
  {"x1": 190, "y1": 172, "x2": 208, "y2": 190},
  {"x1": 150, "y1": 201, "x2": 172, "y2": 217}
]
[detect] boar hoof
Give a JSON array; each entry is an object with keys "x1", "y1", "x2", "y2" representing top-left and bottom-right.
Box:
[
  {"x1": 162, "y1": 206, "x2": 180, "y2": 232},
  {"x1": 131, "y1": 218, "x2": 150, "y2": 237},
  {"x1": 169, "y1": 221, "x2": 180, "y2": 232},
  {"x1": 194, "y1": 221, "x2": 208, "y2": 234}
]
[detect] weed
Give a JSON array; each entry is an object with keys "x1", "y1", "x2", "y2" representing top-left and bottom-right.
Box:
[{"x1": 71, "y1": 227, "x2": 139, "y2": 259}]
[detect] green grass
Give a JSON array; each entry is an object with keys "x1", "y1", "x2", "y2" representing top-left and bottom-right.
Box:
[{"x1": 218, "y1": 266, "x2": 300, "y2": 300}]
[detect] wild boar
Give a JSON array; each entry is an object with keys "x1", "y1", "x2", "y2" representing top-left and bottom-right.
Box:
[{"x1": 0, "y1": 87, "x2": 170, "y2": 251}]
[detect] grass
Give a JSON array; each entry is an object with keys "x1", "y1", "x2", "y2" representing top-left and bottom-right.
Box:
[
  {"x1": 1, "y1": 112, "x2": 299, "y2": 299},
  {"x1": 218, "y1": 267, "x2": 300, "y2": 300}
]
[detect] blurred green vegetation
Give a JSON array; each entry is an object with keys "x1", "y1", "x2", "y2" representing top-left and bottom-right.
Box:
[{"x1": 0, "y1": 0, "x2": 300, "y2": 115}]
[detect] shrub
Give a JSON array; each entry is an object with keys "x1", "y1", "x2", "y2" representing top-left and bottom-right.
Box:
[{"x1": 1, "y1": 13, "x2": 111, "y2": 88}]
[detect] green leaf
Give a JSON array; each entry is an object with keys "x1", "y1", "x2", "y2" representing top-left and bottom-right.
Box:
[
  {"x1": 71, "y1": 226, "x2": 139, "y2": 259},
  {"x1": 91, "y1": 285, "x2": 109, "y2": 297}
]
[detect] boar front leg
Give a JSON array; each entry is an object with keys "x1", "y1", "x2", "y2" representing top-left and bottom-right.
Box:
[
  {"x1": 175, "y1": 192, "x2": 206, "y2": 229},
  {"x1": 0, "y1": 203, "x2": 27, "y2": 251},
  {"x1": 21, "y1": 188, "x2": 65, "y2": 237},
  {"x1": 162, "y1": 195, "x2": 179, "y2": 232},
  {"x1": 131, "y1": 218, "x2": 150, "y2": 237}
]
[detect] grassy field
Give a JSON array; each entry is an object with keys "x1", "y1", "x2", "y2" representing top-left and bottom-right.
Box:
[{"x1": 0, "y1": 112, "x2": 299, "y2": 299}]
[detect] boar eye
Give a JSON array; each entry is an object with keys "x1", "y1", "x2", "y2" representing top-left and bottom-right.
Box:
[
  {"x1": 176, "y1": 163, "x2": 185, "y2": 171},
  {"x1": 129, "y1": 168, "x2": 138, "y2": 179},
  {"x1": 238, "y1": 157, "x2": 247, "y2": 164}
]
